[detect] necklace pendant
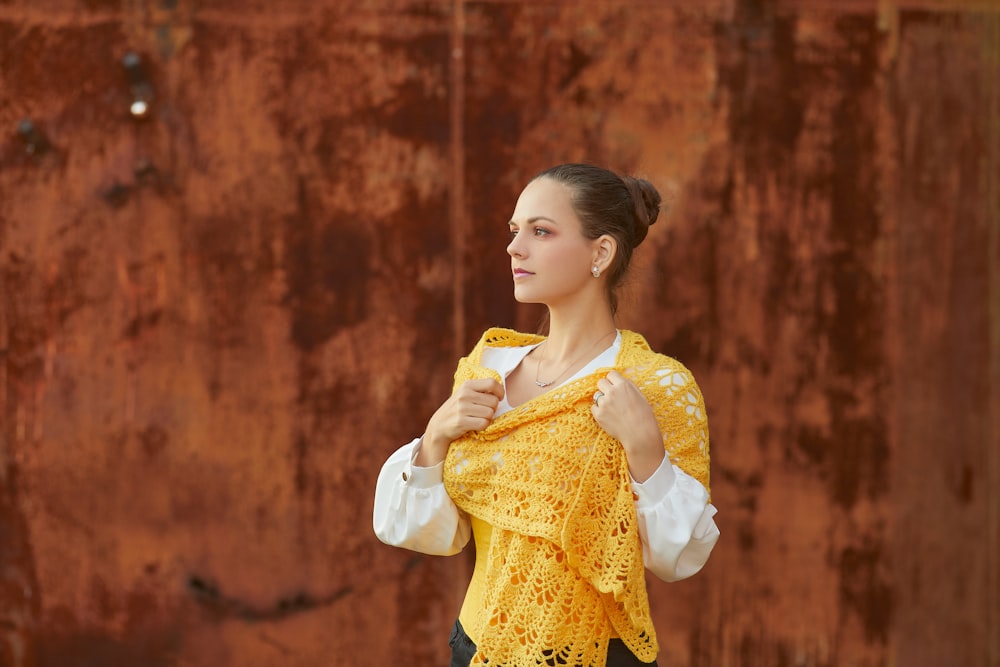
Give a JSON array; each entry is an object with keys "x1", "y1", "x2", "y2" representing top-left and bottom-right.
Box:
[{"x1": 534, "y1": 380, "x2": 553, "y2": 388}]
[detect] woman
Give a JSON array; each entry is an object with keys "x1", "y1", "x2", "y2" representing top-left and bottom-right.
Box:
[{"x1": 374, "y1": 163, "x2": 719, "y2": 666}]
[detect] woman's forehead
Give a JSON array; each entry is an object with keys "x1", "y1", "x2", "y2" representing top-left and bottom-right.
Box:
[{"x1": 511, "y1": 178, "x2": 577, "y2": 223}]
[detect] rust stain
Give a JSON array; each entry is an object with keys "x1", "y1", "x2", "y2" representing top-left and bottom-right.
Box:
[
  {"x1": 985, "y1": 12, "x2": 1000, "y2": 667},
  {"x1": 1, "y1": 1, "x2": 997, "y2": 666},
  {"x1": 0, "y1": 463, "x2": 40, "y2": 667},
  {"x1": 450, "y1": 0, "x2": 467, "y2": 359}
]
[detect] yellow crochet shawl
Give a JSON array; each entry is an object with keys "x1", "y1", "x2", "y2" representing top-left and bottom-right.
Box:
[{"x1": 443, "y1": 328, "x2": 710, "y2": 666}]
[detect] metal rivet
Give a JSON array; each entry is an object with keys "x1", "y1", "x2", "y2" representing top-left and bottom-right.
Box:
[
  {"x1": 122, "y1": 51, "x2": 154, "y2": 118},
  {"x1": 17, "y1": 119, "x2": 50, "y2": 156}
]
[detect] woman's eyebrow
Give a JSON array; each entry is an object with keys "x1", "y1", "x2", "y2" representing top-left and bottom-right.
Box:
[{"x1": 508, "y1": 216, "x2": 558, "y2": 226}]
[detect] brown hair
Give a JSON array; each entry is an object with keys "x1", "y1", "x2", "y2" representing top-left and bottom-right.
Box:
[{"x1": 532, "y1": 163, "x2": 661, "y2": 314}]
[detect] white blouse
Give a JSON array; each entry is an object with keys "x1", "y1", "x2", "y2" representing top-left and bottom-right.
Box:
[{"x1": 373, "y1": 333, "x2": 720, "y2": 582}]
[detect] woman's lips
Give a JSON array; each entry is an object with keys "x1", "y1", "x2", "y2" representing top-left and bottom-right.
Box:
[{"x1": 513, "y1": 269, "x2": 533, "y2": 278}]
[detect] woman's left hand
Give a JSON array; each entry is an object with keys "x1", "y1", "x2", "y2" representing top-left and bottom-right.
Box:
[{"x1": 591, "y1": 370, "x2": 666, "y2": 482}]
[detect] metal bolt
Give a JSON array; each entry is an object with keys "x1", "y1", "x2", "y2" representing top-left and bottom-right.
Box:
[
  {"x1": 16, "y1": 119, "x2": 50, "y2": 155},
  {"x1": 122, "y1": 51, "x2": 154, "y2": 118}
]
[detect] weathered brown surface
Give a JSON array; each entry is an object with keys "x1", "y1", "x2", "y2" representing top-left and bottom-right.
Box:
[{"x1": 1, "y1": 1, "x2": 997, "y2": 666}]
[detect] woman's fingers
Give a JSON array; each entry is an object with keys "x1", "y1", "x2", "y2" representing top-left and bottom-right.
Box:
[
  {"x1": 592, "y1": 371, "x2": 642, "y2": 426},
  {"x1": 462, "y1": 378, "x2": 505, "y2": 401},
  {"x1": 456, "y1": 379, "x2": 503, "y2": 413},
  {"x1": 440, "y1": 379, "x2": 505, "y2": 436},
  {"x1": 426, "y1": 378, "x2": 505, "y2": 452},
  {"x1": 594, "y1": 374, "x2": 623, "y2": 410},
  {"x1": 459, "y1": 399, "x2": 498, "y2": 420}
]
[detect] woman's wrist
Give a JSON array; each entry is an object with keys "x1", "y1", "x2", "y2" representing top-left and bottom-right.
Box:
[
  {"x1": 621, "y1": 425, "x2": 665, "y2": 482},
  {"x1": 415, "y1": 433, "x2": 449, "y2": 467},
  {"x1": 624, "y1": 447, "x2": 665, "y2": 483}
]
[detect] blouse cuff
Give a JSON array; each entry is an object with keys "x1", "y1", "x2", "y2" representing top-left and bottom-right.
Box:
[
  {"x1": 406, "y1": 438, "x2": 445, "y2": 488},
  {"x1": 630, "y1": 453, "x2": 677, "y2": 509}
]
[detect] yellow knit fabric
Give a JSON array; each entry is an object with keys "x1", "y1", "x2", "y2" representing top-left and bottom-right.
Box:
[{"x1": 443, "y1": 328, "x2": 711, "y2": 666}]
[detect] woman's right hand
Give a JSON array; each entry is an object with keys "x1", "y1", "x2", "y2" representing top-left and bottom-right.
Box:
[{"x1": 416, "y1": 379, "x2": 505, "y2": 466}]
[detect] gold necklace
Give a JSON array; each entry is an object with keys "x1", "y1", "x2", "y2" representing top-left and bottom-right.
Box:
[{"x1": 534, "y1": 330, "x2": 617, "y2": 388}]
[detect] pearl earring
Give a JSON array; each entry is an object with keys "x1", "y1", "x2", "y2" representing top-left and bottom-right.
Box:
[{"x1": 592, "y1": 266, "x2": 601, "y2": 278}]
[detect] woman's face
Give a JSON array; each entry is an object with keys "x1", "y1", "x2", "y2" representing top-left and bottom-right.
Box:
[{"x1": 507, "y1": 177, "x2": 599, "y2": 306}]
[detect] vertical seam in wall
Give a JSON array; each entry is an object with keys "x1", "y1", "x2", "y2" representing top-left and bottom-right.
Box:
[
  {"x1": 986, "y1": 10, "x2": 1000, "y2": 667},
  {"x1": 449, "y1": 0, "x2": 469, "y2": 613},
  {"x1": 0, "y1": 286, "x2": 7, "y2": 437},
  {"x1": 450, "y1": 0, "x2": 467, "y2": 361},
  {"x1": 877, "y1": 3, "x2": 902, "y2": 662}
]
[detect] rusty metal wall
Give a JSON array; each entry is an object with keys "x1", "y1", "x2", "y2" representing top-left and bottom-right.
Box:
[{"x1": 1, "y1": 1, "x2": 997, "y2": 666}]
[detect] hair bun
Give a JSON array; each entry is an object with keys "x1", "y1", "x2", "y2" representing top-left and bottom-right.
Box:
[{"x1": 622, "y1": 176, "x2": 661, "y2": 246}]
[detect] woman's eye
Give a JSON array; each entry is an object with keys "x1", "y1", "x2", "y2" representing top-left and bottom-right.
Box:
[{"x1": 534, "y1": 227, "x2": 550, "y2": 236}]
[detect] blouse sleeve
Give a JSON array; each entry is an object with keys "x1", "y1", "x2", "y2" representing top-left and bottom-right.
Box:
[
  {"x1": 631, "y1": 458, "x2": 720, "y2": 582},
  {"x1": 373, "y1": 438, "x2": 471, "y2": 556},
  {"x1": 630, "y1": 361, "x2": 720, "y2": 582}
]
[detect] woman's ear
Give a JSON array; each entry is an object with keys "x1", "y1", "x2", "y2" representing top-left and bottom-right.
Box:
[{"x1": 593, "y1": 235, "x2": 617, "y2": 274}]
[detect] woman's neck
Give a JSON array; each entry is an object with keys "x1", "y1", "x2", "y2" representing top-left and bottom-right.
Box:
[{"x1": 542, "y1": 306, "x2": 617, "y2": 364}]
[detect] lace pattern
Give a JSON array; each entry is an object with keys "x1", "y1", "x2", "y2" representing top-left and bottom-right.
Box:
[{"x1": 444, "y1": 328, "x2": 711, "y2": 666}]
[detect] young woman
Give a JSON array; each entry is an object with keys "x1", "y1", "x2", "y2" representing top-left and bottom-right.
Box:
[{"x1": 374, "y1": 163, "x2": 719, "y2": 666}]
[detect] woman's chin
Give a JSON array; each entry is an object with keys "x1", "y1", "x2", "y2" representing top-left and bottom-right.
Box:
[{"x1": 511, "y1": 288, "x2": 542, "y2": 305}]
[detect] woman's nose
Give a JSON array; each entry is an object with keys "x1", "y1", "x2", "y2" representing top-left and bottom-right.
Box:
[{"x1": 507, "y1": 233, "x2": 523, "y2": 257}]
